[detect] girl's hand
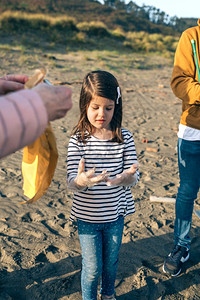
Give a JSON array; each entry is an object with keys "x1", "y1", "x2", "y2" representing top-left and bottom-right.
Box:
[
  {"x1": 74, "y1": 158, "x2": 110, "y2": 189},
  {"x1": 106, "y1": 163, "x2": 139, "y2": 187}
]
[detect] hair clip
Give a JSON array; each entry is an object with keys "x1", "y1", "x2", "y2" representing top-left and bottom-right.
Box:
[{"x1": 116, "y1": 86, "x2": 121, "y2": 104}]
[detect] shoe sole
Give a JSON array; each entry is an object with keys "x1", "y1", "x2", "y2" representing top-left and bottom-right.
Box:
[
  {"x1": 163, "y1": 264, "x2": 182, "y2": 276},
  {"x1": 162, "y1": 253, "x2": 190, "y2": 277}
]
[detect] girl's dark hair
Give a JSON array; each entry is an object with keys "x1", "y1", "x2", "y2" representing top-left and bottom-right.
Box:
[{"x1": 72, "y1": 70, "x2": 123, "y2": 143}]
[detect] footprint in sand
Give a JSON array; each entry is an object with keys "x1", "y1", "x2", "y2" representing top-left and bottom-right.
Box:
[
  {"x1": 163, "y1": 182, "x2": 175, "y2": 190},
  {"x1": 35, "y1": 252, "x2": 49, "y2": 263},
  {"x1": 21, "y1": 211, "x2": 44, "y2": 223}
]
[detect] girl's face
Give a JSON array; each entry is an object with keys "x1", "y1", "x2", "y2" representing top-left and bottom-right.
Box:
[{"x1": 87, "y1": 96, "x2": 115, "y2": 132}]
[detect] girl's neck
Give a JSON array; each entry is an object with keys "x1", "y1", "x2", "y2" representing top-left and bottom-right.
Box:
[{"x1": 92, "y1": 128, "x2": 113, "y2": 140}]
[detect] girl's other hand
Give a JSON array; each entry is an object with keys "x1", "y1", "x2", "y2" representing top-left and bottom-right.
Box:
[
  {"x1": 74, "y1": 158, "x2": 110, "y2": 188},
  {"x1": 106, "y1": 163, "x2": 139, "y2": 187}
]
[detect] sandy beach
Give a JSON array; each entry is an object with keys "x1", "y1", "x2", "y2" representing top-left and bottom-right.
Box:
[{"x1": 0, "y1": 48, "x2": 200, "y2": 299}]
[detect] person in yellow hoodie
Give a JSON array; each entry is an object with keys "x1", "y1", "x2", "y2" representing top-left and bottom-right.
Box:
[{"x1": 163, "y1": 19, "x2": 200, "y2": 276}]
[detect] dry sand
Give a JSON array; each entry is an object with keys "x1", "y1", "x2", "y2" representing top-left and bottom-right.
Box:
[{"x1": 0, "y1": 48, "x2": 200, "y2": 299}]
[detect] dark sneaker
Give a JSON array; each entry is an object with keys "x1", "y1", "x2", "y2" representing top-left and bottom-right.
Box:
[{"x1": 163, "y1": 245, "x2": 190, "y2": 276}]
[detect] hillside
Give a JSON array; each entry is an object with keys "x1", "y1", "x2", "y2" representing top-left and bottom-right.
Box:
[
  {"x1": 0, "y1": 0, "x2": 177, "y2": 35},
  {"x1": 0, "y1": 0, "x2": 198, "y2": 58}
]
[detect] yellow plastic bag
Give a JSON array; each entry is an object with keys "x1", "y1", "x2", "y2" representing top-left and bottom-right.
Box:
[
  {"x1": 21, "y1": 69, "x2": 58, "y2": 203},
  {"x1": 21, "y1": 123, "x2": 58, "y2": 203}
]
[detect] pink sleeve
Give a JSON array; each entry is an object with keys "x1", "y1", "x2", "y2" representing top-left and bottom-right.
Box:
[{"x1": 0, "y1": 89, "x2": 48, "y2": 158}]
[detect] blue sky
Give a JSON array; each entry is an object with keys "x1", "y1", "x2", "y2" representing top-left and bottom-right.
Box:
[
  {"x1": 99, "y1": 1, "x2": 199, "y2": 18},
  {"x1": 132, "y1": 0, "x2": 199, "y2": 18}
]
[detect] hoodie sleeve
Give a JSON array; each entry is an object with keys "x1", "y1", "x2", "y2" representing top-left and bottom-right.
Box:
[
  {"x1": 0, "y1": 89, "x2": 48, "y2": 158},
  {"x1": 171, "y1": 27, "x2": 200, "y2": 106}
]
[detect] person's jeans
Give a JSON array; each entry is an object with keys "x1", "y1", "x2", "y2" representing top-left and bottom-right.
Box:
[
  {"x1": 175, "y1": 138, "x2": 200, "y2": 249},
  {"x1": 77, "y1": 216, "x2": 124, "y2": 300}
]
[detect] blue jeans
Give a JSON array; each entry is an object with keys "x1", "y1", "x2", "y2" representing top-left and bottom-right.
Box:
[
  {"x1": 77, "y1": 217, "x2": 124, "y2": 300},
  {"x1": 175, "y1": 138, "x2": 200, "y2": 249}
]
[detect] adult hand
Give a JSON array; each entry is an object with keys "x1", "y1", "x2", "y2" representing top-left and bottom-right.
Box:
[
  {"x1": 33, "y1": 83, "x2": 72, "y2": 121},
  {"x1": 0, "y1": 74, "x2": 29, "y2": 94},
  {"x1": 74, "y1": 158, "x2": 110, "y2": 189},
  {"x1": 106, "y1": 163, "x2": 139, "y2": 187}
]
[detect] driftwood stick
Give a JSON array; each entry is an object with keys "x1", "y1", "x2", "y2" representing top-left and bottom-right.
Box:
[
  {"x1": 150, "y1": 196, "x2": 200, "y2": 219},
  {"x1": 52, "y1": 80, "x2": 83, "y2": 86},
  {"x1": 150, "y1": 196, "x2": 176, "y2": 203}
]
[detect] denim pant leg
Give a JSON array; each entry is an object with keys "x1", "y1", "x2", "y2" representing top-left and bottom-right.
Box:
[
  {"x1": 175, "y1": 138, "x2": 200, "y2": 249},
  {"x1": 78, "y1": 220, "x2": 103, "y2": 300},
  {"x1": 100, "y1": 216, "x2": 124, "y2": 296}
]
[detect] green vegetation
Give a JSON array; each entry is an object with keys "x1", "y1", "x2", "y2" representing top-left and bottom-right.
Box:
[
  {"x1": 0, "y1": 0, "x2": 198, "y2": 34},
  {"x1": 1, "y1": 0, "x2": 197, "y2": 58},
  {"x1": 0, "y1": 11, "x2": 179, "y2": 58}
]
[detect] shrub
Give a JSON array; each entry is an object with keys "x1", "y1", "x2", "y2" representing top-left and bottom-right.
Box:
[
  {"x1": 51, "y1": 16, "x2": 77, "y2": 32},
  {"x1": 0, "y1": 11, "x2": 77, "y2": 33},
  {"x1": 111, "y1": 28, "x2": 125, "y2": 41},
  {"x1": 77, "y1": 21, "x2": 110, "y2": 37}
]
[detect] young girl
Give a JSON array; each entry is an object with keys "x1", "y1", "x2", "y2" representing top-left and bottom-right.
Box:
[{"x1": 67, "y1": 70, "x2": 139, "y2": 300}]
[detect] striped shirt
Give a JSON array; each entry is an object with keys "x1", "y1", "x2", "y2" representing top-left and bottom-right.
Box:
[
  {"x1": 67, "y1": 128, "x2": 139, "y2": 223},
  {"x1": 0, "y1": 89, "x2": 48, "y2": 158}
]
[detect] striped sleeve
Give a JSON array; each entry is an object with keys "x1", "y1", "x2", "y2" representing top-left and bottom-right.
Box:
[
  {"x1": 67, "y1": 136, "x2": 83, "y2": 185},
  {"x1": 0, "y1": 89, "x2": 48, "y2": 158},
  {"x1": 122, "y1": 129, "x2": 139, "y2": 186}
]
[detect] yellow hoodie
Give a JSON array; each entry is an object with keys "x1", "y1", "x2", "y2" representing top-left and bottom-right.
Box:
[{"x1": 171, "y1": 19, "x2": 200, "y2": 129}]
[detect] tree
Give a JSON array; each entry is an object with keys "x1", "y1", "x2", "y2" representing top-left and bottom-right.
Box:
[{"x1": 103, "y1": 0, "x2": 126, "y2": 10}]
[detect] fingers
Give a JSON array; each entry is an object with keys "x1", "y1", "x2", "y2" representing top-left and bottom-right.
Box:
[
  {"x1": 90, "y1": 170, "x2": 110, "y2": 184},
  {"x1": 1, "y1": 74, "x2": 29, "y2": 84},
  {"x1": 0, "y1": 74, "x2": 29, "y2": 94},
  {"x1": 76, "y1": 160, "x2": 109, "y2": 188},
  {"x1": 127, "y1": 163, "x2": 139, "y2": 174},
  {"x1": 85, "y1": 167, "x2": 96, "y2": 178},
  {"x1": 106, "y1": 164, "x2": 138, "y2": 187},
  {"x1": 77, "y1": 158, "x2": 85, "y2": 175},
  {"x1": 106, "y1": 175, "x2": 122, "y2": 186},
  {"x1": 82, "y1": 166, "x2": 109, "y2": 186},
  {"x1": 0, "y1": 80, "x2": 25, "y2": 94}
]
